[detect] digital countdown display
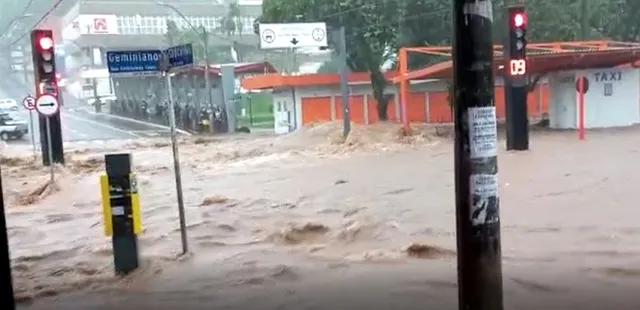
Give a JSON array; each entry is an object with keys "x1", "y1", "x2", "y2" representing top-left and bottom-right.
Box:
[{"x1": 509, "y1": 58, "x2": 527, "y2": 76}]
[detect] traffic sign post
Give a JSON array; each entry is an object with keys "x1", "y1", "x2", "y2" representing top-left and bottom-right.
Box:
[
  {"x1": 159, "y1": 47, "x2": 191, "y2": 255},
  {"x1": 22, "y1": 95, "x2": 37, "y2": 159},
  {"x1": 576, "y1": 76, "x2": 588, "y2": 140},
  {"x1": 258, "y1": 23, "x2": 328, "y2": 49},
  {"x1": 105, "y1": 44, "x2": 194, "y2": 256},
  {"x1": 35, "y1": 94, "x2": 59, "y2": 183}
]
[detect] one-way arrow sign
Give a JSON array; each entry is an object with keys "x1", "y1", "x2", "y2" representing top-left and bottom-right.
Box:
[
  {"x1": 35, "y1": 94, "x2": 60, "y2": 116},
  {"x1": 290, "y1": 38, "x2": 299, "y2": 45}
]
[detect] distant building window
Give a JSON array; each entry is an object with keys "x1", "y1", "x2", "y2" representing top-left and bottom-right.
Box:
[{"x1": 114, "y1": 15, "x2": 259, "y2": 35}]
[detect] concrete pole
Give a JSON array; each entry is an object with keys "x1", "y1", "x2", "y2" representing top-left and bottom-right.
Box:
[{"x1": 202, "y1": 29, "x2": 214, "y2": 133}]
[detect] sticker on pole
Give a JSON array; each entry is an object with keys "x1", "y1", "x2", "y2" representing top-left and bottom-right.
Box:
[
  {"x1": 470, "y1": 174, "x2": 499, "y2": 226},
  {"x1": 468, "y1": 107, "x2": 498, "y2": 158},
  {"x1": 23, "y1": 95, "x2": 36, "y2": 110},
  {"x1": 35, "y1": 94, "x2": 60, "y2": 116}
]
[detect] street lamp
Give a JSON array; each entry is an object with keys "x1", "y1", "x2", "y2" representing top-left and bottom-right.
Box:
[{"x1": 157, "y1": 1, "x2": 214, "y2": 133}]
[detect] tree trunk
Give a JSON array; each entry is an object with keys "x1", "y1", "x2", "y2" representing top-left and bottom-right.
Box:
[{"x1": 371, "y1": 69, "x2": 388, "y2": 121}]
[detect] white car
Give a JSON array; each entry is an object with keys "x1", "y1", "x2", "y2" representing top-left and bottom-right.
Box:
[
  {"x1": 0, "y1": 98, "x2": 18, "y2": 111},
  {"x1": 0, "y1": 113, "x2": 28, "y2": 140}
]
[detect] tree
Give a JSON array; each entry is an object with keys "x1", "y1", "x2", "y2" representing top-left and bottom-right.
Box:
[
  {"x1": 593, "y1": 0, "x2": 640, "y2": 41},
  {"x1": 259, "y1": 0, "x2": 400, "y2": 120},
  {"x1": 397, "y1": 0, "x2": 452, "y2": 70},
  {"x1": 220, "y1": 1, "x2": 242, "y2": 36},
  {"x1": 260, "y1": 0, "x2": 637, "y2": 120}
]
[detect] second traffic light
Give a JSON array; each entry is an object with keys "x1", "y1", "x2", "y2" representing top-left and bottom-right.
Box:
[
  {"x1": 30, "y1": 29, "x2": 65, "y2": 166},
  {"x1": 506, "y1": 6, "x2": 528, "y2": 79},
  {"x1": 504, "y1": 6, "x2": 529, "y2": 151},
  {"x1": 508, "y1": 7, "x2": 527, "y2": 58}
]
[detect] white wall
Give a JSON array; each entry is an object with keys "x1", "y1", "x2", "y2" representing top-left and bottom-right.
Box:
[
  {"x1": 272, "y1": 90, "x2": 296, "y2": 134},
  {"x1": 548, "y1": 73, "x2": 576, "y2": 128},
  {"x1": 549, "y1": 68, "x2": 640, "y2": 129}
]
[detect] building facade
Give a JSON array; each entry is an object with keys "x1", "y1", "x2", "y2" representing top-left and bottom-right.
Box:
[{"x1": 57, "y1": 0, "x2": 262, "y2": 100}]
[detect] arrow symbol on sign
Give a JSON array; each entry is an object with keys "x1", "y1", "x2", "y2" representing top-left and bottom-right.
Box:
[{"x1": 290, "y1": 38, "x2": 299, "y2": 45}]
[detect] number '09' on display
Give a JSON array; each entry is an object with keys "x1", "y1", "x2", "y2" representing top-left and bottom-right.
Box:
[{"x1": 509, "y1": 59, "x2": 526, "y2": 76}]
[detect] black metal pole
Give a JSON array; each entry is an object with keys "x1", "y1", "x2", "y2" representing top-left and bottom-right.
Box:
[
  {"x1": 337, "y1": 26, "x2": 350, "y2": 138},
  {"x1": 0, "y1": 165, "x2": 16, "y2": 310},
  {"x1": 452, "y1": 1, "x2": 504, "y2": 310}
]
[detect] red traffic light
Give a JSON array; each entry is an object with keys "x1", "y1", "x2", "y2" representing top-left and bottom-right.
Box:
[
  {"x1": 513, "y1": 13, "x2": 526, "y2": 28},
  {"x1": 39, "y1": 37, "x2": 54, "y2": 50}
]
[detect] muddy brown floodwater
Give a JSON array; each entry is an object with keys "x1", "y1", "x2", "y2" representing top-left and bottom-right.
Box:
[{"x1": 2, "y1": 122, "x2": 640, "y2": 309}]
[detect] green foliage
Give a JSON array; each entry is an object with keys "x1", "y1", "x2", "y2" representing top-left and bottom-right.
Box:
[
  {"x1": 260, "y1": 0, "x2": 400, "y2": 120},
  {"x1": 259, "y1": 0, "x2": 640, "y2": 119},
  {"x1": 219, "y1": 1, "x2": 243, "y2": 36}
]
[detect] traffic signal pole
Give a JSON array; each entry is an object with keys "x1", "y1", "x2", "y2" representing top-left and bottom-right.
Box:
[
  {"x1": 504, "y1": 6, "x2": 529, "y2": 151},
  {"x1": 452, "y1": 0, "x2": 504, "y2": 309},
  {"x1": 30, "y1": 30, "x2": 65, "y2": 166}
]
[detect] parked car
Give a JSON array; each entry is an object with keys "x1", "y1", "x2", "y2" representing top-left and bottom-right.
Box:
[
  {"x1": 0, "y1": 98, "x2": 18, "y2": 111},
  {"x1": 0, "y1": 113, "x2": 28, "y2": 140}
]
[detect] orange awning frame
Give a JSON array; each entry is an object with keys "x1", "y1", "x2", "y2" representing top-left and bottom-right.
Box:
[
  {"x1": 395, "y1": 40, "x2": 640, "y2": 132},
  {"x1": 394, "y1": 40, "x2": 640, "y2": 84}
]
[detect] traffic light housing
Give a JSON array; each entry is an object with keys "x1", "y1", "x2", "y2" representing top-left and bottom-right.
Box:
[
  {"x1": 503, "y1": 6, "x2": 529, "y2": 151},
  {"x1": 506, "y1": 6, "x2": 527, "y2": 80},
  {"x1": 31, "y1": 29, "x2": 58, "y2": 97},
  {"x1": 30, "y1": 29, "x2": 64, "y2": 166}
]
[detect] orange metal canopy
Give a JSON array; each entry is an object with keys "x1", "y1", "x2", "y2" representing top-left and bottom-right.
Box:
[
  {"x1": 393, "y1": 40, "x2": 640, "y2": 82},
  {"x1": 241, "y1": 40, "x2": 640, "y2": 90}
]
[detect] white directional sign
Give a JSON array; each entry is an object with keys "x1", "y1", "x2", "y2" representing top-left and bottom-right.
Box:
[
  {"x1": 259, "y1": 23, "x2": 327, "y2": 49},
  {"x1": 23, "y1": 95, "x2": 36, "y2": 110},
  {"x1": 35, "y1": 94, "x2": 60, "y2": 116}
]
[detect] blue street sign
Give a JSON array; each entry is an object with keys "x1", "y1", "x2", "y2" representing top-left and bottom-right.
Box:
[
  {"x1": 165, "y1": 44, "x2": 194, "y2": 70},
  {"x1": 106, "y1": 50, "x2": 163, "y2": 77}
]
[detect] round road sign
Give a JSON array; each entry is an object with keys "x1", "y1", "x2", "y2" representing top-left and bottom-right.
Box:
[
  {"x1": 261, "y1": 29, "x2": 275, "y2": 43},
  {"x1": 23, "y1": 95, "x2": 36, "y2": 110},
  {"x1": 311, "y1": 28, "x2": 326, "y2": 42},
  {"x1": 575, "y1": 76, "x2": 589, "y2": 94},
  {"x1": 35, "y1": 94, "x2": 60, "y2": 116}
]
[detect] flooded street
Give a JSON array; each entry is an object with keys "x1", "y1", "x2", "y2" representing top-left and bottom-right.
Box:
[{"x1": 3, "y1": 122, "x2": 640, "y2": 309}]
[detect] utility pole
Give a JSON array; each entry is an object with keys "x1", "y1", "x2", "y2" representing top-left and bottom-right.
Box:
[
  {"x1": 452, "y1": 0, "x2": 504, "y2": 310},
  {"x1": 201, "y1": 28, "x2": 214, "y2": 133},
  {"x1": 336, "y1": 26, "x2": 350, "y2": 138}
]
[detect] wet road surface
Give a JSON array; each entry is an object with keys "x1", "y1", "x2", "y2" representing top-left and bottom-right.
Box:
[
  {"x1": 3, "y1": 123, "x2": 640, "y2": 309},
  {"x1": 7, "y1": 107, "x2": 172, "y2": 145}
]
